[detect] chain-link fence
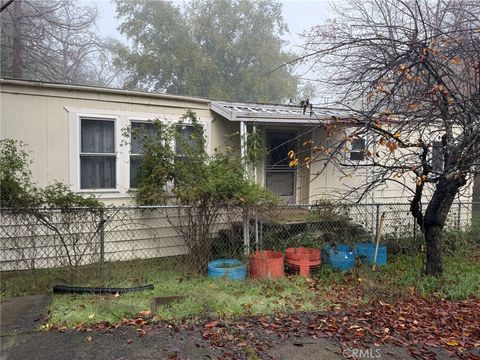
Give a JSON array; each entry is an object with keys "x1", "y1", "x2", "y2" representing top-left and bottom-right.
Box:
[{"x1": 1, "y1": 202, "x2": 479, "y2": 293}]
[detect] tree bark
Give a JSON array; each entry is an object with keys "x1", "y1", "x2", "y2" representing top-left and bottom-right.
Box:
[
  {"x1": 424, "y1": 222, "x2": 443, "y2": 276},
  {"x1": 422, "y1": 177, "x2": 464, "y2": 276},
  {"x1": 11, "y1": 0, "x2": 23, "y2": 78}
]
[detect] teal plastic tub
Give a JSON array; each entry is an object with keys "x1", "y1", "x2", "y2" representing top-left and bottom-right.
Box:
[
  {"x1": 207, "y1": 259, "x2": 246, "y2": 280},
  {"x1": 329, "y1": 245, "x2": 355, "y2": 271},
  {"x1": 356, "y1": 243, "x2": 387, "y2": 266}
]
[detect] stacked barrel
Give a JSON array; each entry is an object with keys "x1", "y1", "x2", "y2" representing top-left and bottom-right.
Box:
[{"x1": 285, "y1": 247, "x2": 321, "y2": 277}]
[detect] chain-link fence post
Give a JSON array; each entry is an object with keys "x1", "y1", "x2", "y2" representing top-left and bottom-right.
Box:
[
  {"x1": 254, "y1": 215, "x2": 259, "y2": 251},
  {"x1": 99, "y1": 208, "x2": 105, "y2": 284},
  {"x1": 457, "y1": 202, "x2": 462, "y2": 230},
  {"x1": 374, "y1": 204, "x2": 380, "y2": 242},
  {"x1": 243, "y1": 206, "x2": 250, "y2": 255},
  {"x1": 413, "y1": 217, "x2": 417, "y2": 243}
]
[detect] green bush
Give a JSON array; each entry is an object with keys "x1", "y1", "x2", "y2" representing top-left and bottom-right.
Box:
[
  {"x1": 0, "y1": 139, "x2": 100, "y2": 208},
  {"x1": 128, "y1": 110, "x2": 277, "y2": 272}
]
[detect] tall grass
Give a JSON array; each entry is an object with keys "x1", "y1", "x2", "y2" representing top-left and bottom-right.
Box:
[{"x1": 44, "y1": 253, "x2": 480, "y2": 327}]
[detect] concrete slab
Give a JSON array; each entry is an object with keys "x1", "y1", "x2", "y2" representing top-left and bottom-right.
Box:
[
  {"x1": 268, "y1": 338, "x2": 344, "y2": 360},
  {"x1": 1, "y1": 327, "x2": 216, "y2": 360},
  {"x1": 1, "y1": 295, "x2": 51, "y2": 336},
  {"x1": 267, "y1": 338, "x2": 422, "y2": 360}
]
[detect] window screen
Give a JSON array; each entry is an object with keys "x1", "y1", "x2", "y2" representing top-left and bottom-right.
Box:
[
  {"x1": 350, "y1": 138, "x2": 366, "y2": 161},
  {"x1": 80, "y1": 119, "x2": 116, "y2": 189},
  {"x1": 175, "y1": 124, "x2": 198, "y2": 156},
  {"x1": 130, "y1": 122, "x2": 156, "y2": 188}
]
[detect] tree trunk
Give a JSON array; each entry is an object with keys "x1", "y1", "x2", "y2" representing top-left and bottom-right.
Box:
[
  {"x1": 422, "y1": 178, "x2": 463, "y2": 276},
  {"x1": 424, "y1": 222, "x2": 443, "y2": 276},
  {"x1": 11, "y1": 0, "x2": 23, "y2": 78}
]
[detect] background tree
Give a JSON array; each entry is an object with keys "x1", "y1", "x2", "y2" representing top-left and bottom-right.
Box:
[
  {"x1": 113, "y1": 0, "x2": 299, "y2": 103},
  {"x1": 297, "y1": 0, "x2": 480, "y2": 275},
  {"x1": 0, "y1": 0, "x2": 117, "y2": 86}
]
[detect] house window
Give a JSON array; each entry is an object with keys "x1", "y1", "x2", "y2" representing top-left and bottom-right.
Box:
[
  {"x1": 175, "y1": 124, "x2": 198, "y2": 156},
  {"x1": 80, "y1": 118, "x2": 116, "y2": 189},
  {"x1": 130, "y1": 121, "x2": 156, "y2": 188},
  {"x1": 432, "y1": 140, "x2": 444, "y2": 173},
  {"x1": 350, "y1": 138, "x2": 366, "y2": 161},
  {"x1": 68, "y1": 108, "x2": 211, "y2": 194}
]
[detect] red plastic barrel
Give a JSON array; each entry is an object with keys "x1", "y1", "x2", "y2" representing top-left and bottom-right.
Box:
[{"x1": 249, "y1": 250, "x2": 284, "y2": 279}]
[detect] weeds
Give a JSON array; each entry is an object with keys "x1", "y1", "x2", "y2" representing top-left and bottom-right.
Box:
[{"x1": 41, "y1": 252, "x2": 480, "y2": 328}]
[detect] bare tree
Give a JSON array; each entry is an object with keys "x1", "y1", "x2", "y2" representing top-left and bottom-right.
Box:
[
  {"x1": 296, "y1": 0, "x2": 480, "y2": 275},
  {"x1": 1, "y1": 0, "x2": 118, "y2": 86}
]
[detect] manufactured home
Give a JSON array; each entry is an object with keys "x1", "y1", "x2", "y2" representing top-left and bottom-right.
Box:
[
  {"x1": 0, "y1": 79, "x2": 474, "y2": 271},
  {"x1": 3, "y1": 78, "x2": 468, "y2": 204}
]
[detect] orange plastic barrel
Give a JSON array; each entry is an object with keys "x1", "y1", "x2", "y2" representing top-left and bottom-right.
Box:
[
  {"x1": 249, "y1": 250, "x2": 284, "y2": 279},
  {"x1": 285, "y1": 247, "x2": 321, "y2": 277},
  {"x1": 285, "y1": 247, "x2": 321, "y2": 262}
]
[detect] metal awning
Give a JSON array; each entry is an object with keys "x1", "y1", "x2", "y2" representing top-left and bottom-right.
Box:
[{"x1": 210, "y1": 101, "x2": 353, "y2": 125}]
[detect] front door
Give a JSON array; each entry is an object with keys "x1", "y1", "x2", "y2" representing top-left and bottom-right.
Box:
[{"x1": 265, "y1": 131, "x2": 296, "y2": 204}]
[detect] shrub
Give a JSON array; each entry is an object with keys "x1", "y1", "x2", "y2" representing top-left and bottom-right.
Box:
[
  {"x1": 0, "y1": 140, "x2": 102, "y2": 271},
  {"x1": 129, "y1": 110, "x2": 277, "y2": 273},
  {"x1": 0, "y1": 139, "x2": 101, "y2": 208}
]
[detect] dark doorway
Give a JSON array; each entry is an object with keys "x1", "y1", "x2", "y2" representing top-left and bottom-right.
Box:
[{"x1": 265, "y1": 131, "x2": 296, "y2": 204}]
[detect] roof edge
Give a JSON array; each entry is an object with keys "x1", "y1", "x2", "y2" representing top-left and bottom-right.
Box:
[
  {"x1": 211, "y1": 100, "x2": 355, "y2": 123},
  {"x1": 0, "y1": 78, "x2": 210, "y2": 105}
]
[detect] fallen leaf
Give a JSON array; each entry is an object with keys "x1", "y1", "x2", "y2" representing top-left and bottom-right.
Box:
[
  {"x1": 137, "y1": 328, "x2": 147, "y2": 338},
  {"x1": 205, "y1": 321, "x2": 220, "y2": 329},
  {"x1": 138, "y1": 310, "x2": 152, "y2": 318},
  {"x1": 446, "y1": 340, "x2": 459, "y2": 347}
]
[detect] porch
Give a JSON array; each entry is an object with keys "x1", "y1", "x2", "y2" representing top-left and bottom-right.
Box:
[{"x1": 210, "y1": 101, "x2": 351, "y2": 204}]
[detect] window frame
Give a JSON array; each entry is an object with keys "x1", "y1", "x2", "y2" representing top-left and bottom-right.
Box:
[
  {"x1": 175, "y1": 122, "x2": 199, "y2": 159},
  {"x1": 79, "y1": 117, "x2": 117, "y2": 190},
  {"x1": 128, "y1": 119, "x2": 157, "y2": 190},
  {"x1": 350, "y1": 137, "x2": 366, "y2": 162},
  {"x1": 69, "y1": 114, "x2": 120, "y2": 193},
  {"x1": 67, "y1": 107, "x2": 212, "y2": 196}
]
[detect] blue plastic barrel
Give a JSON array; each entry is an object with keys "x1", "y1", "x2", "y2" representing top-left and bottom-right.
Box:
[
  {"x1": 335, "y1": 244, "x2": 352, "y2": 253},
  {"x1": 207, "y1": 259, "x2": 246, "y2": 280},
  {"x1": 356, "y1": 243, "x2": 371, "y2": 262},
  {"x1": 329, "y1": 245, "x2": 355, "y2": 271},
  {"x1": 355, "y1": 243, "x2": 387, "y2": 266}
]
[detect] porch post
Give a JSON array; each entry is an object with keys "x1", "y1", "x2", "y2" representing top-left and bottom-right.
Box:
[
  {"x1": 240, "y1": 121, "x2": 248, "y2": 179},
  {"x1": 252, "y1": 124, "x2": 259, "y2": 249},
  {"x1": 252, "y1": 124, "x2": 257, "y2": 183},
  {"x1": 240, "y1": 121, "x2": 250, "y2": 254}
]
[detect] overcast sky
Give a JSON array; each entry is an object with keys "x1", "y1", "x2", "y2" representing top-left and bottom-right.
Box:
[
  {"x1": 90, "y1": 0, "x2": 332, "y2": 49},
  {"x1": 83, "y1": 0, "x2": 334, "y2": 100}
]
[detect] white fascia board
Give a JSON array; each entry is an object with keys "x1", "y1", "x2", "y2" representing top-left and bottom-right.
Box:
[
  {"x1": 234, "y1": 117, "x2": 330, "y2": 125},
  {"x1": 210, "y1": 102, "x2": 238, "y2": 120}
]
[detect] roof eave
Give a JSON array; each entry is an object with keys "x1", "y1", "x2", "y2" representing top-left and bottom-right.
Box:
[{"x1": 0, "y1": 78, "x2": 210, "y2": 105}]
